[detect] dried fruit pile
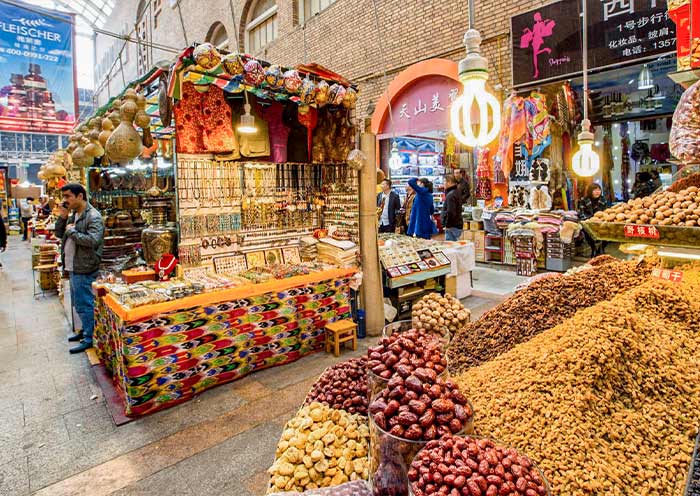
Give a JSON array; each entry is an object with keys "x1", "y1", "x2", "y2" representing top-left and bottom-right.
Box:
[
  {"x1": 411, "y1": 293, "x2": 470, "y2": 337},
  {"x1": 591, "y1": 184, "x2": 700, "y2": 226},
  {"x1": 268, "y1": 402, "x2": 370, "y2": 493},
  {"x1": 454, "y1": 272, "x2": 700, "y2": 494},
  {"x1": 447, "y1": 256, "x2": 656, "y2": 373},
  {"x1": 367, "y1": 330, "x2": 447, "y2": 380},
  {"x1": 305, "y1": 358, "x2": 368, "y2": 416},
  {"x1": 409, "y1": 435, "x2": 548, "y2": 496}
]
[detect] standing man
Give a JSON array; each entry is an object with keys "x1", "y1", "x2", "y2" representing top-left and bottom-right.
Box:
[
  {"x1": 55, "y1": 183, "x2": 104, "y2": 354},
  {"x1": 20, "y1": 197, "x2": 34, "y2": 241},
  {"x1": 377, "y1": 178, "x2": 401, "y2": 233},
  {"x1": 0, "y1": 212, "x2": 7, "y2": 268},
  {"x1": 454, "y1": 169, "x2": 471, "y2": 204},
  {"x1": 442, "y1": 175, "x2": 464, "y2": 242}
]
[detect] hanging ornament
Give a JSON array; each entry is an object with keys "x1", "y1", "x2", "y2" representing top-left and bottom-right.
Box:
[
  {"x1": 135, "y1": 92, "x2": 154, "y2": 148},
  {"x1": 71, "y1": 132, "x2": 93, "y2": 168},
  {"x1": 315, "y1": 80, "x2": 330, "y2": 107},
  {"x1": 328, "y1": 84, "x2": 346, "y2": 106},
  {"x1": 105, "y1": 88, "x2": 143, "y2": 164},
  {"x1": 299, "y1": 76, "x2": 317, "y2": 104},
  {"x1": 346, "y1": 148, "x2": 366, "y2": 171},
  {"x1": 83, "y1": 117, "x2": 105, "y2": 158},
  {"x1": 265, "y1": 64, "x2": 285, "y2": 88},
  {"x1": 108, "y1": 99, "x2": 122, "y2": 128},
  {"x1": 243, "y1": 59, "x2": 265, "y2": 86},
  {"x1": 342, "y1": 87, "x2": 357, "y2": 109},
  {"x1": 283, "y1": 69, "x2": 302, "y2": 93},
  {"x1": 193, "y1": 42, "x2": 221, "y2": 70},
  {"x1": 98, "y1": 117, "x2": 114, "y2": 148},
  {"x1": 222, "y1": 53, "x2": 244, "y2": 76}
]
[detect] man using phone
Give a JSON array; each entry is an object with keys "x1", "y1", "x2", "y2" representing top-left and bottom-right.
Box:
[{"x1": 55, "y1": 183, "x2": 104, "y2": 354}]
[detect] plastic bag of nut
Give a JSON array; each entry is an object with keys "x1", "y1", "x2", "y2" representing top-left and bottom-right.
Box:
[
  {"x1": 407, "y1": 434, "x2": 551, "y2": 496},
  {"x1": 267, "y1": 480, "x2": 372, "y2": 496},
  {"x1": 411, "y1": 293, "x2": 470, "y2": 340}
]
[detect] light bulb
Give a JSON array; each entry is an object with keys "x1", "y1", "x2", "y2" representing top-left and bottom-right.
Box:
[
  {"x1": 572, "y1": 119, "x2": 600, "y2": 177},
  {"x1": 388, "y1": 141, "x2": 402, "y2": 169},
  {"x1": 450, "y1": 29, "x2": 500, "y2": 148},
  {"x1": 237, "y1": 103, "x2": 257, "y2": 134}
]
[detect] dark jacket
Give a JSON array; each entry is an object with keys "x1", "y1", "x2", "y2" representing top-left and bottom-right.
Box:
[
  {"x1": 55, "y1": 203, "x2": 104, "y2": 274},
  {"x1": 442, "y1": 185, "x2": 464, "y2": 229},
  {"x1": 578, "y1": 196, "x2": 609, "y2": 220},
  {"x1": 407, "y1": 178, "x2": 438, "y2": 239},
  {"x1": 457, "y1": 177, "x2": 470, "y2": 202},
  {"x1": 0, "y1": 215, "x2": 6, "y2": 250},
  {"x1": 377, "y1": 190, "x2": 401, "y2": 229}
]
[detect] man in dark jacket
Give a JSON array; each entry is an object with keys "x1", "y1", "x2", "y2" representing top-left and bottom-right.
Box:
[
  {"x1": 442, "y1": 175, "x2": 464, "y2": 241},
  {"x1": 454, "y1": 169, "x2": 470, "y2": 204},
  {"x1": 0, "y1": 213, "x2": 6, "y2": 268},
  {"x1": 377, "y1": 179, "x2": 401, "y2": 233},
  {"x1": 55, "y1": 183, "x2": 104, "y2": 354}
]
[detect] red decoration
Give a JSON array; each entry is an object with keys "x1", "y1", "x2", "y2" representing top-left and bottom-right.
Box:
[
  {"x1": 623, "y1": 224, "x2": 660, "y2": 239},
  {"x1": 652, "y1": 268, "x2": 684, "y2": 283},
  {"x1": 154, "y1": 253, "x2": 178, "y2": 281}
]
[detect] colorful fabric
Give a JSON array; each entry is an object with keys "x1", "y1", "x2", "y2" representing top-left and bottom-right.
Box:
[{"x1": 94, "y1": 277, "x2": 352, "y2": 417}]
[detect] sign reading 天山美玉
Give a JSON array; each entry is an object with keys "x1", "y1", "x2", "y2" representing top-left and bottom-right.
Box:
[{"x1": 511, "y1": 0, "x2": 676, "y2": 86}]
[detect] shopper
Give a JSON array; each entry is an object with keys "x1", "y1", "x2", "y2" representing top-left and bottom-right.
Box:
[
  {"x1": 0, "y1": 213, "x2": 6, "y2": 268},
  {"x1": 442, "y1": 175, "x2": 464, "y2": 241},
  {"x1": 632, "y1": 171, "x2": 654, "y2": 199},
  {"x1": 377, "y1": 179, "x2": 401, "y2": 233},
  {"x1": 407, "y1": 177, "x2": 438, "y2": 240},
  {"x1": 38, "y1": 195, "x2": 52, "y2": 219},
  {"x1": 454, "y1": 168, "x2": 471, "y2": 203},
  {"x1": 20, "y1": 197, "x2": 34, "y2": 241},
  {"x1": 398, "y1": 184, "x2": 416, "y2": 234},
  {"x1": 55, "y1": 183, "x2": 104, "y2": 354},
  {"x1": 650, "y1": 170, "x2": 663, "y2": 192},
  {"x1": 578, "y1": 183, "x2": 609, "y2": 257}
]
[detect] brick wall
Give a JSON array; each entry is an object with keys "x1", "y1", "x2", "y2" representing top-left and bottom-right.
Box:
[{"x1": 94, "y1": 0, "x2": 543, "y2": 116}]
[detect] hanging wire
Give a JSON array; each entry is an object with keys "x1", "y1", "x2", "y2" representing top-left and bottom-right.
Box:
[
  {"x1": 228, "y1": 0, "x2": 242, "y2": 50},
  {"x1": 582, "y1": 0, "x2": 589, "y2": 123},
  {"x1": 468, "y1": 0, "x2": 475, "y2": 29},
  {"x1": 176, "y1": 0, "x2": 189, "y2": 46},
  {"x1": 369, "y1": 0, "x2": 396, "y2": 132}
]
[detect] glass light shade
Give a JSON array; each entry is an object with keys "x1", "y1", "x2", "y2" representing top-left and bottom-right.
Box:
[
  {"x1": 450, "y1": 78, "x2": 501, "y2": 148},
  {"x1": 637, "y1": 64, "x2": 653, "y2": 90},
  {"x1": 237, "y1": 103, "x2": 257, "y2": 134},
  {"x1": 388, "y1": 141, "x2": 402, "y2": 169},
  {"x1": 572, "y1": 142, "x2": 600, "y2": 177}
]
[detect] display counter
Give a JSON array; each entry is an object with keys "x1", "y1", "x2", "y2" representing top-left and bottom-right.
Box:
[{"x1": 94, "y1": 268, "x2": 356, "y2": 417}]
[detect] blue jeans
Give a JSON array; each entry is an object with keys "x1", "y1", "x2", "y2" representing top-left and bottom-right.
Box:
[
  {"x1": 69, "y1": 271, "x2": 98, "y2": 343},
  {"x1": 445, "y1": 227, "x2": 463, "y2": 242}
]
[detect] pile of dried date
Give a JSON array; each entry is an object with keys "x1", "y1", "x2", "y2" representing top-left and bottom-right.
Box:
[
  {"x1": 367, "y1": 329, "x2": 446, "y2": 381},
  {"x1": 368, "y1": 370, "x2": 473, "y2": 441},
  {"x1": 447, "y1": 256, "x2": 656, "y2": 374},
  {"x1": 408, "y1": 435, "x2": 548, "y2": 496},
  {"x1": 305, "y1": 357, "x2": 368, "y2": 416}
]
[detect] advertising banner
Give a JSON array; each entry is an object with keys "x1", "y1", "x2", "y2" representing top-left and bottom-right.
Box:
[
  {"x1": 512, "y1": 0, "x2": 676, "y2": 87},
  {"x1": 0, "y1": 0, "x2": 76, "y2": 133}
]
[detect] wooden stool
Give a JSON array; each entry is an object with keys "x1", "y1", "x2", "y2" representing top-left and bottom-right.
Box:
[{"x1": 325, "y1": 319, "x2": 358, "y2": 357}]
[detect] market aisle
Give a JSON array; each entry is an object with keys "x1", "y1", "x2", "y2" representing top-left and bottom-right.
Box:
[{"x1": 0, "y1": 238, "x2": 504, "y2": 496}]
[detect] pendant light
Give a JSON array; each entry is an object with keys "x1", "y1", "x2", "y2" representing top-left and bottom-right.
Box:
[
  {"x1": 237, "y1": 91, "x2": 257, "y2": 134},
  {"x1": 572, "y1": 0, "x2": 600, "y2": 177},
  {"x1": 450, "y1": 0, "x2": 501, "y2": 148},
  {"x1": 637, "y1": 64, "x2": 654, "y2": 90},
  {"x1": 388, "y1": 140, "x2": 402, "y2": 169}
]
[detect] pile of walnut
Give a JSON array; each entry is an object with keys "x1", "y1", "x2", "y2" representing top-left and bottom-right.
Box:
[
  {"x1": 412, "y1": 293, "x2": 470, "y2": 337},
  {"x1": 267, "y1": 402, "x2": 370, "y2": 493},
  {"x1": 447, "y1": 256, "x2": 656, "y2": 374},
  {"x1": 454, "y1": 270, "x2": 700, "y2": 494},
  {"x1": 592, "y1": 185, "x2": 700, "y2": 226}
]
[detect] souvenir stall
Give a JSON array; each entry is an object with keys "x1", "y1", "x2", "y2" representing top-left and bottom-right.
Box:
[{"x1": 92, "y1": 43, "x2": 362, "y2": 417}]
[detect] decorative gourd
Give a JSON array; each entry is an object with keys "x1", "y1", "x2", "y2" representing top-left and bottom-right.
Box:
[
  {"x1": 99, "y1": 117, "x2": 114, "y2": 147},
  {"x1": 71, "y1": 132, "x2": 94, "y2": 168},
  {"x1": 84, "y1": 117, "x2": 105, "y2": 158},
  {"x1": 315, "y1": 80, "x2": 330, "y2": 107},
  {"x1": 108, "y1": 99, "x2": 122, "y2": 127},
  {"x1": 105, "y1": 88, "x2": 143, "y2": 164},
  {"x1": 299, "y1": 76, "x2": 316, "y2": 105},
  {"x1": 135, "y1": 92, "x2": 154, "y2": 148}
]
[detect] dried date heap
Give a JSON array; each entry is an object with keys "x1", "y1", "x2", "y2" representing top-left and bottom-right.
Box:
[
  {"x1": 447, "y1": 256, "x2": 656, "y2": 374},
  {"x1": 409, "y1": 435, "x2": 548, "y2": 496},
  {"x1": 305, "y1": 357, "x2": 368, "y2": 416},
  {"x1": 454, "y1": 271, "x2": 700, "y2": 494},
  {"x1": 368, "y1": 370, "x2": 473, "y2": 441},
  {"x1": 367, "y1": 329, "x2": 447, "y2": 380}
]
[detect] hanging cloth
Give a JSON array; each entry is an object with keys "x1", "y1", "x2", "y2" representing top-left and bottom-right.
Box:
[
  {"x1": 173, "y1": 82, "x2": 206, "y2": 154},
  {"x1": 494, "y1": 94, "x2": 527, "y2": 177},
  {"x1": 476, "y1": 148, "x2": 493, "y2": 200},
  {"x1": 260, "y1": 101, "x2": 290, "y2": 163},
  {"x1": 201, "y1": 85, "x2": 238, "y2": 154},
  {"x1": 283, "y1": 103, "x2": 309, "y2": 162},
  {"x1": 298, "y1": 105, "x2": 318, "y2": 160}
]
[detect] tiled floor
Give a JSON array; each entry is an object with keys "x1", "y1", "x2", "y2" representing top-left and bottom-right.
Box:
[{"x1": 0, "y1": 237, "x2": 505, "y2": 496}]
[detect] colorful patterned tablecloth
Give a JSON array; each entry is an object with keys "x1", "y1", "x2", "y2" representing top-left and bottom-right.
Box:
[{"x1": 94, "y1": 275, "x2": 353, "y2": 417}]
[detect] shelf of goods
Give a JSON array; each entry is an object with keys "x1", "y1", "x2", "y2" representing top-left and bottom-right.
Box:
[
  {"x1": 84, "y1": 43, "x2": 362, "y2": 418},
  {"x1": 389, "y1": 138, "x2": 445, "y2": 208}
]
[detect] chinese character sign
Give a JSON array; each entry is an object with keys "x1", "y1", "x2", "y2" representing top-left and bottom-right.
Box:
[
  {"x1": 0, "y1": 1, "x2": 76, "y2": 134},
  {"x1": 623, "y1": 224, "x2": 660, "y2": 238},
  {"x1": 652, "y1": 268, "x2": 684, "y2": 282}
]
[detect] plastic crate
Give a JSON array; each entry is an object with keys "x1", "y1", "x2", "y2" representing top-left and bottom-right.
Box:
[{"x1": 685, "y1": 430, "x2": 700, "y2": 496}]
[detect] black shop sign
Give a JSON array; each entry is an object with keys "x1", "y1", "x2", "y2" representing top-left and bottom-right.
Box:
[{"x1": 511, "y1": 0, "x2": 676, "y2": 87}]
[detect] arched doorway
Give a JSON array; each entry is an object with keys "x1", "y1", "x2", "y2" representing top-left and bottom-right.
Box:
[{"x1": 206, "y1": 21, "x2": 230, "y2": 51}]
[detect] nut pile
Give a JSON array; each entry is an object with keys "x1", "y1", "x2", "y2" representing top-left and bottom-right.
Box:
[
  {"x1": 369, "y1": 371, "x2": 473, "y2": 441},
  {"x1": 367, "y1": 330, "x2": 447, "y2": 380},
  {"x1": 409, "y1": 435, "x2": 548, "y2": 496},
  {"x1": 454, "y1": 271, "x2": 700, "y2": 494},
  {"x1": 412, "y1": 293, "x2": 471, "y2": 337},
  {"x1": 591, "y1": 185, "x2": 700, "y2": 226},
  {"x1": 305, "y1": 358, "x2": 368, "y2": 416},
  {"x1": 448, "y1": 256, "x2": 656, "y2": 373},
  {"x1": 267, "y1": 402, "x2": 370, "y2": 493},
  {"x1": 268, "y1": 480, "x2": 372, "y2": 496},
  {"x1": 668, "y1": 171, "x2": 700, "y2": 193}
]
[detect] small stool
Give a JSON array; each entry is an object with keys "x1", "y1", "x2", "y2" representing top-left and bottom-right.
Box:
[{"x1": 325, "y1": 319, "x2": 358, "y2": 357}]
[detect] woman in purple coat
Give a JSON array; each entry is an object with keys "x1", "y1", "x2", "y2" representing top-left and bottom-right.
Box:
[{"x1": 406, "y1": 178, "x2": 438, "y2": 240}]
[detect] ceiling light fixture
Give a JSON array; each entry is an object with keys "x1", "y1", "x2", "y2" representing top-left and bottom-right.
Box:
[
  {"x1": 637, "y1": 64, "x2": 654, "y2": 90},
  {"x1": 237, "y1": 91, "x2": 257, "y2": 134},
  {"x1": 388, "y1": 140, "x2": 402, "y2": 169}
]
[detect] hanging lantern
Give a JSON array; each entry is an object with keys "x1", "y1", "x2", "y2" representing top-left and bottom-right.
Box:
[
  {"x1": 572, "y1": 119, "x2": 600, "y2": 177},
  {"x1": 283, "y1": 69, "x2": 302, "y2": 93},
  {"x1": 265, "y1": 64, "x2": 285, "y2": 88},
  {"x1": 449, "y1": 29, "x2": 501, "y2": 148},
  {"x1": 347, "y1": 148, "x2": 366, "y2": 171},
  {"x1": 388, "y1": 140, "x2": 402, "y2": 169},
  {"x1": 243, "y1": 59, "x2": 265, "y2": 86},
  {"x1": 193, "y1": 43, "x2": 221, "y2": 70},
  {"x1": 222, "y1": 53, "x2": 244, "y2": 76}
]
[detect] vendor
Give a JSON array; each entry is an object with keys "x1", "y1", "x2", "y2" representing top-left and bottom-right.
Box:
[
  {"x1": 578, "y1": 183, "x2": 609, "y2": 257},
  {"x1": 442, "y1": 175, "x2": 464, "y2": 241}
]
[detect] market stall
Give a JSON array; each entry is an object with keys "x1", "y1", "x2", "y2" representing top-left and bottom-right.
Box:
[{"x1": 88, "y1": 43, "x2": 362, "y2": 417}]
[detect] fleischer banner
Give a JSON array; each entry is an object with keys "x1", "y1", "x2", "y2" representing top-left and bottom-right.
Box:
[
  {"x1": 512, "y1": 0, "x2": 675, "y2": 87},
  {"x1": 0, "y1": 0, "x2": 76, "y2": 134}
]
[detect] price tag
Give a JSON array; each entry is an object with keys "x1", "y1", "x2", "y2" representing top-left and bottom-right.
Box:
[
  {"x1": 624, "y1": 224, "x2": 660, "y2": 239},
  {"x1": 652, "y1": 268, "x2": 684, "y2": 283}
]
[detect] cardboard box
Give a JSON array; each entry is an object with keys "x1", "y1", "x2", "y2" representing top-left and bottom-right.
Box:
[
  {"x1": 469, "y1": 221, "x2": 482, "y2": 231},
  {"x1": 445, "y1": 273, "x2": 473, "y2": 299},
  {"x1": 461, "y1": 230, "x2": 474, "y2": 242},
  {"x1": 473, "y1": 231, "x2": 486, "y2": 262}
]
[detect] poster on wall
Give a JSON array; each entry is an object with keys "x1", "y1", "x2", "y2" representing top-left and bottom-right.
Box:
[
  {"x1": 511, "y1": 0, "x2": 675, "y2": 87},
  {"x1": 0, "y1": 1, "x2": 76, "y2": 134}
]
